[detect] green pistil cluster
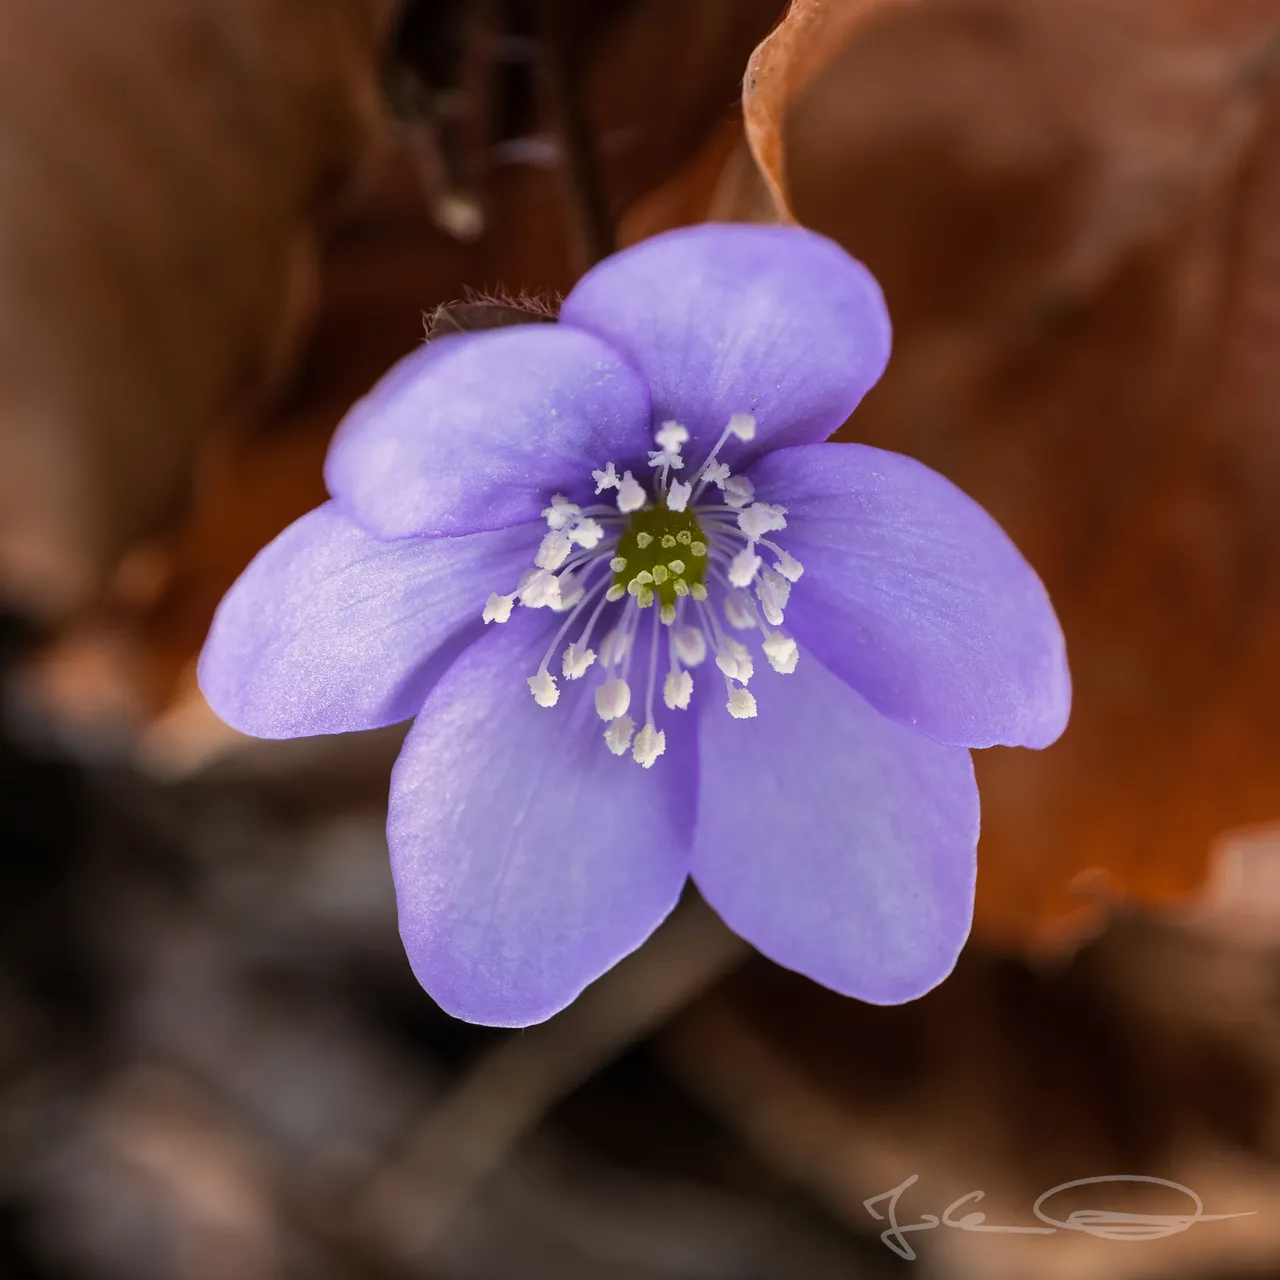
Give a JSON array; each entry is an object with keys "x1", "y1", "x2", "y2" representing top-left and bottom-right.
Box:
[{"x1": 611, "y1": 505, "x2": 708, "y2": 618}]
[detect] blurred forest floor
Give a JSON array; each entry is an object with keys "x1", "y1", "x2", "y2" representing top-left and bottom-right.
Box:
[{"x1": 3, "y1": 0, "x2": 1280, "y2": 1276}]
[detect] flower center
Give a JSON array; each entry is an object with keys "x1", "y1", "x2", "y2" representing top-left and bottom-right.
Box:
[
  {"x1": 610, "y1": 507, "x2": 708, "y2": 621},
  {"x1": 480, "y1": 413, "x2": 804, "y2": 769}
]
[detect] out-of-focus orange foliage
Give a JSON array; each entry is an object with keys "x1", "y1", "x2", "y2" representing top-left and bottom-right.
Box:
[
  {"x1": 737, "y1": 0, "x2": 1280, "y2": 952},
  {"x1": 0, "y1": 0, "x2": 398, "y2": 619}
]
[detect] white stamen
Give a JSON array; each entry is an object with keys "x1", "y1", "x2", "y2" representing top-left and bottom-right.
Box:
[
  {"x1": 482, "y1": 592, "x2": 515, "y2": 624},
  {"x1": 536, "y1": 531, "x2": 573, "y2": 570},
  {"x1": 756, "y1": 569, "x2": 791, "y2": 626},
  {"x1": 727, "y1": 686, "x2": 758, "y2": 719},
  {"x1": 727, "y1": 412, "x2": 756, "y2": 441},
  {"x1": 595, "y1": 677, "x2": 632, "y2": 721},
  {"x1": 604, "y1": 714, "x2": 636, "y2": 755},
  {"x1": 562, "y1": 643, "x2": 597, "y2": 679},
  {"x1": 655, "y1": 421, "x2": 689, "y2": 452},
  {"x1": 715, "y1": 638, "x2": 754, "y2": 683},
  {"x1": 702, "y1": 461, "x2": 731, "y2": 489},
  {"x1": 541, "y1": 494, "x2": 581, "y2": 530},
  {"x1": 673, "y1": 626, "x2": 707, "y2": 667},
  {"x1": 666, "y1": 479, "x2": 692, "y2": 512},
  {"x1": 616, "y1": 471, "x2": 646, "y2": 513},
  {"x1": 774, "y1": 550, "x2": 805, "y2": 582},
  {"x1": 737, "y1": 502, "x2": 787, "y2": 540},
  {"x1": 528, "y1": 670, "x2": 559, "y2": 707},
  {"x1": 763, "y1": 632, "x2": 799, "y2": 674},
  {"x1": 570, "y1": 518, "x2": 604, "y2": 549},
  {"x1": 723, "y1": 475, "x2": 755, "y2": 509},
  {"x1": 600, "y1": 626, "x2": 633, "y2": 667},
  {"x1": 593, "y1": 462, "x2": 620, "y2": 493},
  {"x1": 648, "y1": 448, "x2": 684, "y2": 472},
  {"x1": 519, "y1": 569, "x2": 561, "y2": 609},
  {"x1": 723, "y1": 590, "x2": 756, "y2": 631},
  {"x1": 728, "y1": 548, "x2": 762, "y2": 588},
  {"x1": 663, "y1": 669, "x2": 694, "y2": 710},
  {"x1": 632, "y1": 723, "x2": 666, "y2": 768}
]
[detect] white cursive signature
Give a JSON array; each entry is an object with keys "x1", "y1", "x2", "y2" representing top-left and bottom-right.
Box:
[{"x1": 863, "y1": 1174, "x2": 1257, "y2": 1261}]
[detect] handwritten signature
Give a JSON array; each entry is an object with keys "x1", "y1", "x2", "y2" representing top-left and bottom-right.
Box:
[{"x1": 864, "y1": 1174, "x2": 1257, "y2": 1261}]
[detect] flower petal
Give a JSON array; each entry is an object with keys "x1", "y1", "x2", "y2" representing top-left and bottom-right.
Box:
[
  {"x1": 324, "y1": 327, "x2": 652, "y2": 540},
  {"x1": 389, "y1": 610, "x2": 695, "y2": 1026},
  {"x1": 559, "y1": 223, "x2": 890, "y2": 465},
  {"x1": 692, "y1": 649, "x2": 977, "y2": 1005},
  {"x1": 748, "y1": 443, "x2": 1070, "y2": 749},
  {"x1": 198, "y1": 502, "x2": 541, "y2": 738}
]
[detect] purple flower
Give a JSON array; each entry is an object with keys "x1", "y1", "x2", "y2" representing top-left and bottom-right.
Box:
[{"x1": 198, "y1": 224, "x2": 1070, "y2": 1027}]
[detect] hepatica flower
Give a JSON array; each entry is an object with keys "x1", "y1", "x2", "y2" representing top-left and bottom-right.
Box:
[{"x1": 199, "y1": 224, "x2": 1069, "y2": 1026}]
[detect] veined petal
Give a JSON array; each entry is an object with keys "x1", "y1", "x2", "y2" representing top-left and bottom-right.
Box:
[
  {"x1": 560, "y1": 223, "x2": 890, "y2": 466},
  {"x1": 748, "y1": 444, "x2": 1070, "y2": 749},
  {"x1": 693, "y1": 648, "x2": 977, "y2": 1005},
  {"x1": 389, "y1": 610, "x2": 695, "y2": 1027},
  {"x1": 325, "y1": 327, "x2": 652, "y2": 540},
  {"x1": 198, "y1": 502, "x2": 541, "y2": 738}
]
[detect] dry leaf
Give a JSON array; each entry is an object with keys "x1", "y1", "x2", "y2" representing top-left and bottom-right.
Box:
[
  {"x1": 0, "y1": 0, "x2": 394, "y2": 619},
  {"x1": 745, "y1": 0, "x2": 1280, "y2": 950}
]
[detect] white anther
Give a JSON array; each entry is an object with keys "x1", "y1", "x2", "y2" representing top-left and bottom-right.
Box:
[
  {"x1": 595, "y1": 677, "x2": 632, "y2": 721},
  {"x1": 554, "y1": 570, "x2": 583, "y2": 611},
  {"x1": 648, "y1": 448, "x2": 684, "y2": 472},
  {"x1": 632, "y1": 723, "x2": 666, "y2": 768},
  {"x1": 528, "y1": 670, "x2": 559, "y2": 707},
  {"x1": 655, "y1": 421, "x2": 689, "y2": 452},
  {"x1": 518, "y1": 569, "x2": 561, "y2": 609},
  {"x1": 702, "y1": 461, "x2": 731, "y2": 489},
  {"x1": 774, "y1": 550, "x2": 805, "y2": 582},
  {"x1": 728, "y1": 548, "x2": 762, "y2": 588},
  {"x1": 756, "y1": 569, "x2": 791, "y2": 627},
  {"x1": 737, "y1": 502, "x2": 788, "y2": 540},
  {"x1": 541, "y1": 494, "x2": 581, "y2": 530},
  {"x1": 604, "y1": 714, "x2": 636, "y2": 755},
  {"x1": 562, "y1": 643, "x2": 596, "y2": 679},
  {"x1": 715, "y1": 639, "x2": 754, "y2": 683},
  {"x1": 727, "y1": 412, "x2": 756, "y2": 441},
  {"x1": 763, "y1": 632, "x2": 799, "y2": 674},
  {"x1": 673, "y1": 626, "x2": 707, "y2": 667},
  {"x1": 726, "y1": 686, "x2": 758, "y2": 719},
  {"x1": 616, "y1": 471, "x2": 646, "y2": 513},
  {"x1": 482, "y1": 592, "x2": 515, "y2": 624},
  {"x1": 536, "y1": 530, "x2": 573, "y2": 570},
  {"x1": 723, "y1": 590, "x2": 757, "y2": 630},
  {"x1": 666, "y1": 479, "x2": 692, "y2": 512},
  {"x1": 723, "y1": 475, "x2": 755, "y2": 508},
  {"x1": 600, "y1": 627, "x2": 633, "y2": 666},
  {"x1": 570, "y1": 518, "x2": 604, "y2": 549},
  {"x1": 663, "y1": 669, "x2": 694, "y2": 710},
  {"x1": 593, "y1": 462, "x2": 620, "y2": 493}
]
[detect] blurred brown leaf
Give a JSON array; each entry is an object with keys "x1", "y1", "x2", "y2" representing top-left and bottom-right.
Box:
[
  {"x1": 0, "y1": 0, "x2": 395, "y2": 618},
  {"x1": 746, "y1": 0, "x2": 1280, "y2": 951}
]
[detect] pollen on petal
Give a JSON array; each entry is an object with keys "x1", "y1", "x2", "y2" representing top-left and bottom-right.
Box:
[
  {"x1": 595, "y1": 677, "x2": 632, "y2": 721},
  {"x1": 632, "y1": 723, "x2": 666, "y2": 768},
  {"x1": 604, "y1": 714, "x2": 636, "y2": 755},
  {"x1": 528, "y1": 670, "x2": 559, "y2": 707},
  {"x1": 482, "y1": 592, "x2": 515, "y2": 624},
  {"x1": 726, "y1": 686, "x2": 758, "y2": 719}
]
